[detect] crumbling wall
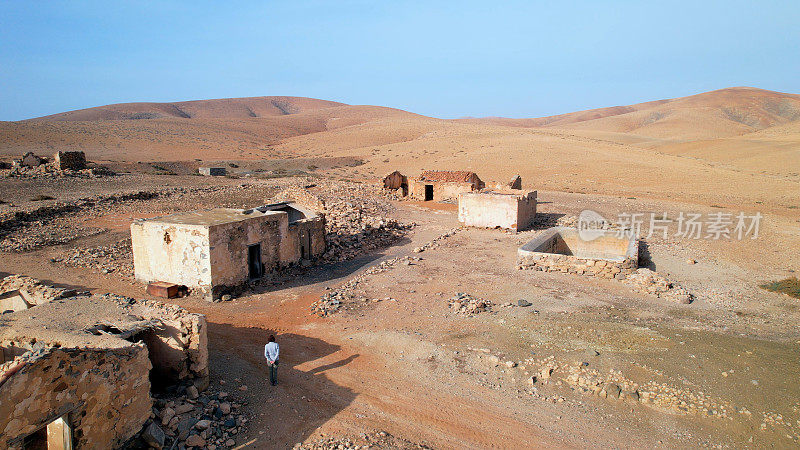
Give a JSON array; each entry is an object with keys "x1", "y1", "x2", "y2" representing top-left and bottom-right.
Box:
[
  {"x1": 286, "y1": 218, "x2": 327, "y2": 262},
  {"x1": 206, "y1": 212, "x2": 285, "y2": 298},
  {"x1": 409, "y1": 180, "x2": 477, "y2": 202},
  {"x1": 516, "y1": 192, "x2": 537, "y2": 231},
  {"x1": 0, "y1": 346, "x2": 152, "y2": 449},
  {"x1": 131, "y1": 221, "x2": 212, "y2": 288},
  {"x1": 0, "y1": 275, "x2": 77, "y2": 313},
  {"x1": 53, "y1": 151, "x2": 86, "y2": 171},
  {"x1": 135, "y1": 301, "x2": 209, "y2": 390}
]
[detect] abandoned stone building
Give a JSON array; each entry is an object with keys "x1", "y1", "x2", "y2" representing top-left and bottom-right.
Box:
[
  {"x1": 198, "y1": 167, "x2": 226, "y2": 176},
  {"x1": 131, "y1": 201, "x2": 325, "y2": 300},
  {"x1": 458, "y1": 189, "x2": 537, "y2": 231},
  {"x1": 382, "y1": 170, "x2": 408, "y2": 196},
  {"x1": 409, "y1": 170, "x2": 485, "y2": 202},
  {"x1": 53, "y1": 151, "x2": 86, "y2": 171},
  {"x1": 21, "y1": 152, "x2": 45, "y2": 168},
  {"x1": 0, "y1": 293, "x2": 207, "y2": 449},
  {"x1": 518, "y1": 227, "x2": 638, "y2": 277}
]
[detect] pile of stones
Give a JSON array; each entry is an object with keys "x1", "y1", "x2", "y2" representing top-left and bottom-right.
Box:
[
  {"x1": 412, "y1": 228, "x2": 460, "y2": 253},
  {"x1": 621, "y1": 268, "x2": 693, "y2": 304},
  {"x1": 293, "y1": 430, "x2": 430, "y2": 449},
  {"x1": 0, "y1": 160, "x2": 114, "y2": 180},
  {"x1": 448, "y1": 292, "x2": 492, "y2": 315},
  {"x1": 273, "y1": 182, "x2": 416, "y2": 263},
  {"x1": 311, "y1": 255, "x2": 419, "y2": 316},
  {"x1": 142, "y1": 387, "x2": 248, "y2": 449},
  {"x1": 53, "y1": 239, "x2": 133, "y2": 277}
]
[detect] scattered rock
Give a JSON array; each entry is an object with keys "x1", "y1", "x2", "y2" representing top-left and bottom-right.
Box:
[{"x1": 142, "y1": 422, "x2": 165, "y2": 449}]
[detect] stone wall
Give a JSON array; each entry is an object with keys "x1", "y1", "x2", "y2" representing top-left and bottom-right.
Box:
[
  {"x1": 135, "y1": 300, "x2": 210, "y2": 390},
  {"x1": 207, "y1": 212, "x2": 285, "y2": 298},
  {"x1": 0, "y1": 275, "x2": 78, "y2": 313},
  {"x1": 53, "y1": 151, "x2": 86, "y2": 171},
  {"x1": 131, "y1": 221, "x2": 212, "y2": 288},
  {"x1": 408, "y1": 179, "x2": 477, "y2": 202},
  {"x1": 0, "y1": 346, "x2": 152, "y2": 449},
  {"x1": 518, "y1": 251, "x2": 638, "y2": 279}
]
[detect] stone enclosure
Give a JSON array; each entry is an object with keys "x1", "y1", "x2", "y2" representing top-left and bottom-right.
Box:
[
  {"x1": 0, "y1": 293, "x2": 207, "y2": 449},
  {"x1": 518, "y1": 227, "x2": 638, "y2": 278},
  {"x1": 132, "y1": 202, "x2": 325, "y2": 300}
]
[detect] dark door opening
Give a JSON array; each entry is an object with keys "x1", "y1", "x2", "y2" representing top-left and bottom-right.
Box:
[
  {"x1": 424, "y1": 184, "x2": 434, "y2": 201},
  {"x1": 300, "y1": 231, "x2": 312, "y2": 259},
  {"x1": 248, "y1": 244, "x2": 263, "y2": 279},
  {"x1": 401, "y1": 182, "x2": 408, "y2": 197}
]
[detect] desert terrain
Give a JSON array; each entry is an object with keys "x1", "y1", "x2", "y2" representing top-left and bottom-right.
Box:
[{"x1": 1, "y1": 87, "x2": 800, "y2": 448}]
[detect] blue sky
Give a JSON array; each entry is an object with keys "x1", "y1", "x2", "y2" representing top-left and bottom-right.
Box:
[{"x1": 1, "y1": 1, "x2": 798, "y2": 120}]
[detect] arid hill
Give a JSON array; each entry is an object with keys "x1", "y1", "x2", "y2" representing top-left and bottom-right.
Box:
[
  {"x1": 458, "y1": 87, "x2": 800, "y2": 140},
  {"x1": 1, "y1": 88, "x2": 798, "y2": 212},
  {"x1": 28, "y1": 96, "x2": 347, "y2": 121}
]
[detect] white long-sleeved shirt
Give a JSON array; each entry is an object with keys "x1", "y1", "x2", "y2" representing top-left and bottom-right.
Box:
[{"x1": 264, "y1": 342, "x2": 279, "y2": 363}]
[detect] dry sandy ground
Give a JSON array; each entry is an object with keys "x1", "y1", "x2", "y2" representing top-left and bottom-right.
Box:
[{"x1": 1, "y1": 173, "x2": 799, "y2": 448}]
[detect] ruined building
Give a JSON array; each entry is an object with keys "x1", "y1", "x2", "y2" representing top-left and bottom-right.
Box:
[
  {"x1": 382, "y1": 170, "x2": 408, "y2": 196},
  {"x1": 53, "y1": 151, "x2": 87, "y2": 171},
  {"x1": 0, "y1": 293, "x2": 207, "y2": 449},
  {"x1": 458, "y1": 189, "x2": 537, "y2": 231},
  {"x1": 131, "y1": 202, "x2": 325, "y2": 300},
  {"x1": 409, "y1": 170, "x2": 484, "y2": 202}
]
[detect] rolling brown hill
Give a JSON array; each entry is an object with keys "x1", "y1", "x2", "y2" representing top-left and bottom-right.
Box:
[
  {"x1": 0, "y1": 98, "x2": 425, "y2": 162},
  {"x1": 459, "y1": 87, "x2": 800, "y2": 140},
  {"x1": 28, "y1": 96, "x2": 347, "y2": 121},
  {"x1": 1, "y1": 88, "x2": 798, "y2": 211}
]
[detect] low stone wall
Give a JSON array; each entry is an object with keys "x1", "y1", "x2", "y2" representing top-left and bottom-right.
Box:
[
  {"x1": 0, "y1": 346, "x2": 152, "y2": 449},
  {"x1": 518, "y1": 252, "x2": 637, "y2": 279}
]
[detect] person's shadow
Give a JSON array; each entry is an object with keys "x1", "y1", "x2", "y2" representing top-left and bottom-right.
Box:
[{"x1": 206, "y1": 322, "x2": 360, "y2": 448}]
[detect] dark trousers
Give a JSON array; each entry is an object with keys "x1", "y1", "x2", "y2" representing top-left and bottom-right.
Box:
[{"x1": 268, "y1": 361, "x2": 278, "y2": 386}]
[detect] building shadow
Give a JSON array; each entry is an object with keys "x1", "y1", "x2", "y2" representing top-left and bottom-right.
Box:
[
  {"x1": 530, "y1": 213, "x2": 566, "y2": 230},
  {"x1": 206, "y1": 322, "x2": 359, "y2": 448},
  {"x1": 638, "y1": 240, "x2": 656, "y2": 270},
  {"x1": 248, "y1": 235, "x2": 412, "y2": 295}
]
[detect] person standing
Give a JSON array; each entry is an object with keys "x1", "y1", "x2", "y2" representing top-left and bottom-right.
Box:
[{"x1": 264, "y1": 335, "x2": 280, "y2": 386}]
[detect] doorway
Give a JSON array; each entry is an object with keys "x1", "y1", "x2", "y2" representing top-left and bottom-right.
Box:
[
  {"x1": 300, "y1": 231, "x2": 312, "y2": 259},
  {"x1": 22, "y1": 415, "x2": 72, "y2": 450},
  {"x1": 248, "y1": 244, "x2": 263, "y2": 279},
  {"x1": 424, "y1": 184, "x2": 434, "y2": 201}
]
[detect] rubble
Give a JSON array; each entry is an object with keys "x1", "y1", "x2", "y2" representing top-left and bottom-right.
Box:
[
  {"x1": 621, "y1": 268, "x2": 693, "y2": 304},
  {"x1": 312, "y1": 255, "x2": 421, "y2": 316},
  {"x1": 54, "y1": 238, "x2": 134, "y2": 277},
  {"x1": 273, "y1": 182, "x2": 415, "y2": 263},
  {"x1": 294, "y1": 430, "x2": 430, "y2": 449},
  {"x1": 1, "y1": 159, "x2": 113, "y2": 179},
  {"x1": 143, "y1": 383, "x2": 249, "y2": 449},
  {"x1": 448, "y1": 292, "x2": 493, "y2": 315}
]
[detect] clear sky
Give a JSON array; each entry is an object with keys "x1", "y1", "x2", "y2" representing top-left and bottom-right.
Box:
[{"x1": 1, "y1": 1, "x2": 798, "y2": 121}]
